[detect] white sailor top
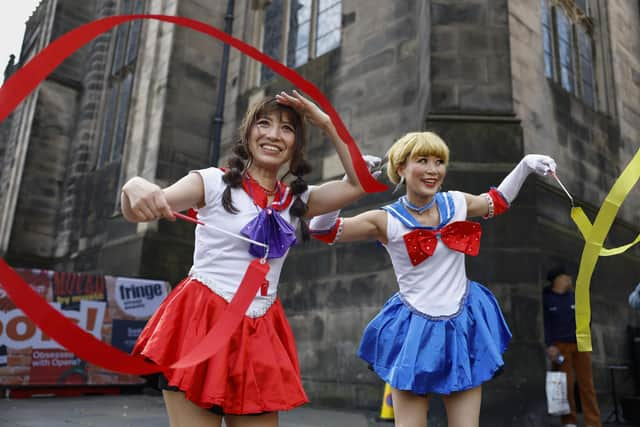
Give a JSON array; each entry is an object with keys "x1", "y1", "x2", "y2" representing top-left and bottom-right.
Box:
[
  {"x1": 189, "y1": 167, "x2": 310, "y2": 317},
  {"x1": 381, "y1": 191, "x2": 482, "y2": 318}
]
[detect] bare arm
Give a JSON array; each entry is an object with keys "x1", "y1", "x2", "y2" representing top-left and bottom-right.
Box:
[
  {"x1": 275, "y1": 90, "x2": 368, "y2": 217},
  {"x1": 121, "y1": 172, "x2": 204, "y2": 222},
  {"x1": 463, "y1": 192, "x2": 490, "y2": 218},
  {"x1": 305, "y1": 121, "x2": 366, "y2": 217},
  {"x1": 306, "y1": 177, "x2": 363, "y2": 217},
  {"x1": 332, "y1": 210, "x2": 388, "y2": 244}
]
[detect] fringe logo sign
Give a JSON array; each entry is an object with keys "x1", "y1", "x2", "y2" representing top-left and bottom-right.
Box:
[{"x1": 114, "y1": 277, "x2": 168, "y2": 318}]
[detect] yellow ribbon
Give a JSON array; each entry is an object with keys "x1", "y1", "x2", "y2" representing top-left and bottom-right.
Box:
[{"x1": 569, "y1": 148, "x2": 640, "y2": 351}]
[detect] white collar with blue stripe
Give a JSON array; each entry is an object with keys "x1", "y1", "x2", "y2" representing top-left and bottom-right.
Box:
[{"x1": 381, "y1": 192, "x2": 455, "y2": 230}]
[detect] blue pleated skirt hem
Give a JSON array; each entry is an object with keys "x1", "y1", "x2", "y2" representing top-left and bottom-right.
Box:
[{"x1": 357, "y1": 281, "x2": 512, "y2": 395}]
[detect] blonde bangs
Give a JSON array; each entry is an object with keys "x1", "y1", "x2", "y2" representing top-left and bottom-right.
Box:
[
  {"x1": 407, "y1": 133, "x2": 449, "y2": 164},
  {"x1": 386, "y1": 132, "x2": 450, "y2": 183}
]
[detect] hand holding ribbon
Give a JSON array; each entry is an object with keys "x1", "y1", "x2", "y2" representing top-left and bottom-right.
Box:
[
  {"x1": 553, "y1": 150, "x2": 640, "y2": 351},
  {"x1": 0, "y1": 211, "x2": 271, "y2": 374}
]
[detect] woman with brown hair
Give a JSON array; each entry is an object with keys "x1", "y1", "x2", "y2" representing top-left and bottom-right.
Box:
[{"x1": 120, "y1": 90, "x2": 377, "y2": 427}]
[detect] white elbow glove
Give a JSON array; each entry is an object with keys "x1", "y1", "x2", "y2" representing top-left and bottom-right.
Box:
[
  {"x1": 363, "y1": 154, "x2": 383, "y2": 178},
  {"x1": 342, "y1": 154, "x2": 382, "y2": 181},
  {"x1": 497, "y1": 154, "x2": 556, "y2": 204}
]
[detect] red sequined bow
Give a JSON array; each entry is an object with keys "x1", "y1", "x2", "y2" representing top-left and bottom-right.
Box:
[{"x1": 403, "y1": 221, "x2": 482, "y2": 266}]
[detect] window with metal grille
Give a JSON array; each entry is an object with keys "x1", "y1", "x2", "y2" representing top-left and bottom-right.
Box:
[
  {"x1": 540, "y1": 0, "x2": 597, "y2": 109},
  {"x1": 97, "y1": 0, "x2": 144, "y2": 167},
  {"x1": 556, "y1": 7, "x2": 575, "y2": 93},
  {"x1": 542, "y1": 0, "x2": 555, "y2": 79},
  {"x1": 261, "y1": 0, "x2": 342, "y2": 83}
]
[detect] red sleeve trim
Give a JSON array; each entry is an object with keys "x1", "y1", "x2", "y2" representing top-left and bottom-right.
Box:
[
  {"x1": 310, "y1": 218, "x2": 342, "y2": 244},
  {"x1": 489, "y1": 187, "x2": 510, "y2": 216}
]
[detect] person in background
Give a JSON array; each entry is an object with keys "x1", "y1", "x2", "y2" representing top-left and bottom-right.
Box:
[{"x1": 543, "y1": 266, "x2": 602, "y2": 427}]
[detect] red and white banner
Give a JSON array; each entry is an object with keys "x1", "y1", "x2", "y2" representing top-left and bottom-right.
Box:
[{"x1": 0, "y1": 268, "x2": 169, "y2": 386}]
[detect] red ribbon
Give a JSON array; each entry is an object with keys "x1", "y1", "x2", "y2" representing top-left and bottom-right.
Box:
[
  {"x1": 0, "y1": 15, "x2": 387, "y2": 375},
  {"x1": 403, "y1": 221, "x2": 482, "y2": 266},
  {"x1": 171, "y1": 259, "x2": 270, "y2": 368},
  {"x1": 0, "y1": 258, "x2": 158, "y2": 374},
  {"x1": 0, "y1": 257, "x2": 269, "y2": 373},
  {"x1": 0, "y1": 14, "x2": 387, "y2": 193}
]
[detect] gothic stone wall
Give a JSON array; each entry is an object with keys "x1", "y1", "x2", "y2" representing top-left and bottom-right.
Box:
[
  {"x1": 510, "y1": 0, "x2": 640, "y2": 408},
  {"x1": 221, "y1": 1, "x2": 554, "y2": 424},
  {"x1": 6, "y1": 0, "x2": 94, "y2": 268}
]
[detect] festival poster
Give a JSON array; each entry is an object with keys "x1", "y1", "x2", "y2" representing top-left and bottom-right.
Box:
[
  {"x1": 0, "y1": 268, "x2": 169, "y2": 387},
  {"x1": 111, "y1": 319, "x2": 148, "y2": 354},
  {"x1": 113, "y1": 277, "x2": 168, "y2": 319},
  {"x1": 52, "y1": 271, "x2": 107, "y2": 310},
  {"x1": 0, "y1": 345, "x2": 7, "y2": 367},
  {"x1": 0, "y1": 269, "x2": 52, "y2": 385},
  {"x1": 29, "y1": 349, "x2": 86, "y2": 385}
]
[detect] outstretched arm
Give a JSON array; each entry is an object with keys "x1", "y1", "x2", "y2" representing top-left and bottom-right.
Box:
[
  {"x1": 465, "y1": 154, "x2": 556, "y2": 218},
  {"x1": 121, "y1": 172, "x2": 204, "y2": 223},
  {"x1": 310, "y1": 209, "x2": 387, "y2": 245},
  {"x1": 275, "y1": 90, "x2": 379, "y2": 217}
]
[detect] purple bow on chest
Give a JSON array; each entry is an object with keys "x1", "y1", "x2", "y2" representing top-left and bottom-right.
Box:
[{"x1": 240, "y1": 208, "x2": 297, "y2": 259}]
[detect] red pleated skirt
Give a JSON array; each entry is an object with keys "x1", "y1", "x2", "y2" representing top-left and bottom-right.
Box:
[{"x1": 132, "y1": 277, "x2": 309, "y2": 414}]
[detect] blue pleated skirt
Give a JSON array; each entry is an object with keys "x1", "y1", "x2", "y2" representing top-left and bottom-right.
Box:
[{"x1": 357, "y1": 281, "x2": 511, "y2": 395}]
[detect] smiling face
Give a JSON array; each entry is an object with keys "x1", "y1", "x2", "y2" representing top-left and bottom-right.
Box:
[
  {"x1": 247, "y1": 111, "x2": 297, "y2": 171},
  {"x1": 399, "y1": 155, "x2": 447, "y2": 199},
  {"x1": 387, "y1": 132, "x2": 450, "y2": 201},
  {"x1": 240, "y1": 98, "x2": 305, "y2": 175}
]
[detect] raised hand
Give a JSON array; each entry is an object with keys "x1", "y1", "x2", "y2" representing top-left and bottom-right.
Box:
[
  {"x1": 497, "y1": 154, "x2": 557, "y2": 204},
  {"x1": 342, "y1": 154, "x2": 383, "y2": 180},
  {"x1": 363, "y1": 154, "x2": 383, "y2": 179},
  {"x1": 363, "y1": 154, "x2": 382, "y2": 171},
  {"x1": 523, "y1": 154, "x2": 557, "y2": 176},
  {"x1": 275, "y1": 90, "x2": 331, "y2": 130}
]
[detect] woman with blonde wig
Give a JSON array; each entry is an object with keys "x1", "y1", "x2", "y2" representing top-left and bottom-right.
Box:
[{"x1": 310, "y1": 132, "x2": 556, "y2": 427}]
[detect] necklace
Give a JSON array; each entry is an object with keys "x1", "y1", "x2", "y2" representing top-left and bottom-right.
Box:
[
  {"x1": 246, "y1": 174, "x2": 278, "y2": 196},
  {"x1": 401, "y1": 195, "x2": 436, "y2": 214}
]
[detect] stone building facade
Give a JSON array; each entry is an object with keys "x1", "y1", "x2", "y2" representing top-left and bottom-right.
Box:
[{"x1": 1, "y1": 0, "x2": 639, "y2": 424}]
